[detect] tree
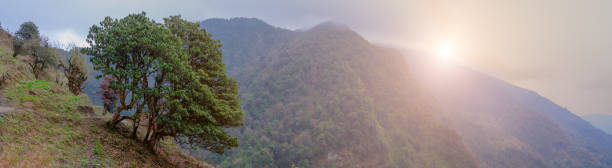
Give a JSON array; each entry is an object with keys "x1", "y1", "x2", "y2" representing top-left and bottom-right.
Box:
[
  {"x1": 84, "y1": 12, "x2": 173, "y2": 128},
  {"x1": 16, "y1": 21, "x2": 39, "y2": 40},
  {"x1": 151, "y1": 15, "x2": 243, "y2": 153},
  {"x1": 10, "y1": 21, "x2": 58, "y2": 78},
  {"x1": 59, "y1": 47, "x2": 89, "y2": 94},
  {"x1": 24, "y1": 37, "x2": 58, "y2": 78},
  {"x1": 13, "y1": 21, "x2": 40, "y2": 57},
  {"x1": 97, "y1": 76, "x2": 118, "y2": 115},
  {"x1": 84, "y1": 12, "x2": 243, "y2": 153}
]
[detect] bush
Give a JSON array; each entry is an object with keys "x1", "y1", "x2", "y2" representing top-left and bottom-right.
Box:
[{"x1": 59, "y1": 48, "x2": 89, "y2": 95}]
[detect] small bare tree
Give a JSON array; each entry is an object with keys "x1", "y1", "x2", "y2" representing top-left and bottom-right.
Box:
[
  {"x1": 22, "y1": 37, "x2": 58, "y2": 78},
  {"x1": 59, "y1": 47, "x2": 89, "y2": 95}
]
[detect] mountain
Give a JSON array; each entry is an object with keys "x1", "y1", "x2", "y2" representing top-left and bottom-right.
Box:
[
  {"x1": 79, "y1": 17, "x2": 612, "y2": 168},
  {"x1": 194, "y1": 18, "x2": 480, "y2": 167},
  {"x1": 583, "y1": 114, "x2": 612, "y2": 135},
  {"x1": 406, "y1": 54, "x2": 612, "y2": 168}
]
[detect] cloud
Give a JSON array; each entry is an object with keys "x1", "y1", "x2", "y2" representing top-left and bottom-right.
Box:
[{"x1": 50, "y1": 29, "x2": 88, "y2": 49}]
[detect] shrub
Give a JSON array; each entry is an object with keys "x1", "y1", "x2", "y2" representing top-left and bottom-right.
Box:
[{"x1": 59, "y1": 48, "x2": 89, "y2": 95}]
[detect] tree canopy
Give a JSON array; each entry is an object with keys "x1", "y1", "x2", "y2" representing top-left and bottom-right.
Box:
[
  {"x1": 83, "y1": 12, "x2": 243, "y2": 153},
  {"x1": 16, "y1": 21, "x2": 39, "y2": 40}
]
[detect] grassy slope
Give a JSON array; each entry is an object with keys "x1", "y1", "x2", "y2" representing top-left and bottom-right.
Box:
[{"x1": 0, "y1": 30, "x2": 210, "y2": 168}]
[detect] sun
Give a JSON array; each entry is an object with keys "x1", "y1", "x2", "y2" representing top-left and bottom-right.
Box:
[{"x1": 436, "y1": 42, "x2": 455, "y2": 62}]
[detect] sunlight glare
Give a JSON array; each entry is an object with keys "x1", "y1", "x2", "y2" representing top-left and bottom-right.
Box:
[{"x1": 437, "y1": 42, "x2": 455, "y2": 62}]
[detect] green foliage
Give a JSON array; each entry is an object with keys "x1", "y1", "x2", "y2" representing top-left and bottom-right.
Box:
[
  {"x1": 161, "y1": 15, "x2": 243, "y2": 154},
  {"x1": 84, "y1": 12, "x2": 183, "y2": 127},
  {"x1": 13, "y1": 21, "x2": 40, "y2": 57},
  {"x1": 84, "y1": 12, "x2": 243, "y2": 153},
  {"x1": 195, "y1": 19, "x2": 479, "y2": 167},
  {"x1": 15, "y1": 21, "x2": 39, "y2": 40}
]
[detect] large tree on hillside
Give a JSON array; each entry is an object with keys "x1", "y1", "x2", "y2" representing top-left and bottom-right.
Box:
[
  {"x1": 84, "y1": 12, "x2": 179, "y2": 129},
  {"x1": 84, "y1": 12, "x2": 243, "y2": 153},
  {"x1": 156, "y1": 16, "x2": 243, "y2": 153}
]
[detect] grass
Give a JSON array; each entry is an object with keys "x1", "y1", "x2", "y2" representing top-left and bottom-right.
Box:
[
  {"x1": 0, "y1": 48, "x2": 33, "y2": 88},
  {"x1": 0, "y1": 78, "x2": 212, "y2": 167},
  {"x1": 0, "y1": 79, "x2": 213, "y2": 168},
  {"x1": 0, "y1": 79, "x2": 88, "y2": 167},
  {"x1": 0, "y1": 41, "x2": 211, "y2": 167}
]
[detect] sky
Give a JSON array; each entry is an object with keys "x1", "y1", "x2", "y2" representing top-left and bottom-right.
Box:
[{"x1": 1, "y1": 0, "x2": 610, "y2": 116}]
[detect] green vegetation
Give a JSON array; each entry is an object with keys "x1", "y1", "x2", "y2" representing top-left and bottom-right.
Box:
[
  {"x1": 0, "y1": 25, "x2": 210, "y2": 167},
  {"x1": 0, "y1": 79, "x2": 88, "y2": 167},
  {"x1": 12, "y1": 21, "x2": 38, "y2": 57},
  {"x1": 15, "y1": 21, "x2": 39, "y2": 40},
  {"x1": 84, "y1": 12, "x2": 243, "y2": 153},
  {"x1": 12, "y1": 22, "x2": 59, "y2": 79},
  {"x1": 0, "y1": 79, "x2": 209, "y2": 167},
  {"x1": 0, "y1": 43, "x2": 33, "y2": 87},
  {"x1": 194, "y1": 18, "x2": 479, "y2": 167}
]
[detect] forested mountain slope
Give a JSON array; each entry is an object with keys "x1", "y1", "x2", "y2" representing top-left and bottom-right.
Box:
[
  {"x1": 406, "y1": 54, "x2": 612, "y2": 168},
  {"x1": 195, "y1": 18, "x2": 480, "y2": 168},
  {"x1": 79, "y1": 16, "x2": 612, "y2": 168}
]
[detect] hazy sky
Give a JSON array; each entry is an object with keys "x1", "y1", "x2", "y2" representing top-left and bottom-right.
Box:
[{"x1": 1, "y1": 0, "x2": 610, "y2": 115}]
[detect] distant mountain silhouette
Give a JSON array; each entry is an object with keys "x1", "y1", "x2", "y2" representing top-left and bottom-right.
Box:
[
  {"x1": 583, "y1": 114, "x2": 612, "y2": 135},
  {"x1": 406, "y1": 53, "x2": 612, "y2": 168}
]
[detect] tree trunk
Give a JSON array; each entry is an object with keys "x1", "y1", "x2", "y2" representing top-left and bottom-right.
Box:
[
  {"x1": 107, "y1": 111, "x2": 121, "y2": 127},
  {"x1": 131, "y1": 120, "x2": 139, "y2": 140},
  {"x1": 144, "y1": 122, "x2": 152, "y2": 142}
]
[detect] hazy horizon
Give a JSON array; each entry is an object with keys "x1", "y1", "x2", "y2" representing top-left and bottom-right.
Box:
[{"x1": 1, "y1": 0, "x2": 610, "y2": 115}]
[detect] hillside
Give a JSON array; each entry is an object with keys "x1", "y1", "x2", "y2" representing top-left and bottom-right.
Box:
[
  {"x1": 406, "y1": 54, "x2": 612, "y2": 168},
  {"x1": 583, "y1": 114, "x2": 612, "y2": 135},
  {"x1": 190, "y1": 18, "x2": 480, "y2": 167},
  {"x1": 0, "y1": 29, "x2": 12, "y2": 56},
  {"x1": 77, "y1": 17, "x2": 612, "y2": 168},
  {"x1": 0, "y1": 28, "x2": 209, "y2": 167}
]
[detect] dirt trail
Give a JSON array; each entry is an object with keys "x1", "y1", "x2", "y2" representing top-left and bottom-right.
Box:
[{"x1": 79, "y1": 106, "x2": 104, "y2": 168}]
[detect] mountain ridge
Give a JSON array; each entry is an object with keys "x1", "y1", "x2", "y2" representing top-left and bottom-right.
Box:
[
  {"x1": 78, "y1": 17, "x2": 612, "y2": 168},
  {"x1": 194, "y1": 17, "x2": 480, "y2": 167},
  {"x1": 406, "y1": 54, "x2": 612, "y2": 167},
  {"x1": 582, "y1": 114, "x2": 612, "y2": 135}
]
